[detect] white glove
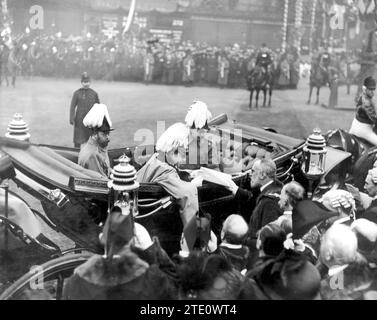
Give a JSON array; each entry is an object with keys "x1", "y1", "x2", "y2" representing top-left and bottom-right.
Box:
[
  {"x1": 226, "y1": 179, "x2": 239, "y2": 195},
  {"x1": 133, "y1": 223, "x2": 153, "y2": 250},
  {"x1": 179, "y1": 233, "x2": 190, "y2": 258},
  {"x1": 207, "y1": 231, "x2": 218, "y2": 253},
  {"x1": 191, "y1": 176, "x2": 203, "y2": 188}
]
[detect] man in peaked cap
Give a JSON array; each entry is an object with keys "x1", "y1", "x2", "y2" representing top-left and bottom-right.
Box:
[
  {"x1": 78, "y1": 103, "x2": 113, "y2": 178},
  {"x1": 69, "y1": 72, "x2": 100, "y2": 148}
]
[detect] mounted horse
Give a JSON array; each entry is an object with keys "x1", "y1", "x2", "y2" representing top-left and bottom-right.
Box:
[
  {"x1": 247, "y1": 52, "x2": 274, "y2": 110},
  {"x1": 307, "y1": 53, "x2": 331, "y2": 105}
]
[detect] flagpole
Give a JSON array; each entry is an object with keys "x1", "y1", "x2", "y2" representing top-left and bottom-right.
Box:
[{"x1": 123, "y1": 0, "x2": 137, "y2": 35}]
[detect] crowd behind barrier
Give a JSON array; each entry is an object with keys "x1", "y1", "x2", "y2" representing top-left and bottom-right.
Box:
[{"x1": 0, "y1": 32, "x2": 361, "y2": 89}]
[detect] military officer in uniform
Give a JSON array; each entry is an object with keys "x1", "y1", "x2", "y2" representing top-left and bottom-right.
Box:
[
  {"x1": 70, "y1": 72, "x2": 100, "y2": 148},
  {"x1": 78, "y1": 103, "x2": 113, "y2": 178}
]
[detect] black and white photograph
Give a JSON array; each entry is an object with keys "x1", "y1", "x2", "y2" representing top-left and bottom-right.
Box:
[{"x1": 1, "y1": 0, "x2": 377, "y2": 303}]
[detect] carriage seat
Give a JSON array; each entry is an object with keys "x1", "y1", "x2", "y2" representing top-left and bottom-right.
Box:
[{"x1": 0, "y1": 137, "x2": 106, "y2": 192}]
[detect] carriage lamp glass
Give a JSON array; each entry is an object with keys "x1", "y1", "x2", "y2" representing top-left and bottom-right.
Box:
[
  {"x1": 302, "y1": 128, "x2": 327, "y2": 179},
  {"x1": 107, "y1": 155, "x2": 140, "y2": 218}
]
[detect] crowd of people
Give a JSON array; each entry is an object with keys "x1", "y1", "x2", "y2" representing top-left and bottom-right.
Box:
[
  {"x1": 59, "y1": 158, "x2": 377, "y2": 300},
  {"x1": 51, "y1": 89, "x2": 377, "y2": 300},
  {"x1": 2, "y1": 29, "x2": 375, "y2": 301},
  {"x1": 0, "y1": 32, "x2": 309, "y2": 89}
]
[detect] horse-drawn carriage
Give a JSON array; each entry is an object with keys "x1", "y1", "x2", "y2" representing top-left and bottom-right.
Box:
[{"x1": 0, "y1": 113, "x2": 364, "y2": 299}]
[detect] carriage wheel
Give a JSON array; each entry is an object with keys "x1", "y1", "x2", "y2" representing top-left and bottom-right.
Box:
[{"x1": 0, "y1": 252, "x2": 93, "y2": 300}]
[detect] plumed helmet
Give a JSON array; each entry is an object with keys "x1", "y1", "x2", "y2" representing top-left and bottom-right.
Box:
[
  {"x1": 83, "y1": 103, "x2": 113, "y2": 132},
  {"x1": 185, "y1": 101, "x2": 212, "y2": 129},
  {"x1": 156, "y1": 123, "x2": 189, "y2": 153},
  {"x1": 364, "y1": 76, "x2": 376, "y2": 90}
]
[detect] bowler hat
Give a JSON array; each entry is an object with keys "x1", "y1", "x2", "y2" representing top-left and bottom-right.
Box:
[{"x1": 292, "y1": 200, "x2": 338, "y2": 240}]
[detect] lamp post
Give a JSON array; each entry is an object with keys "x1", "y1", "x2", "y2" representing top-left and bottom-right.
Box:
[{"x1": 301, "y1": 128, "x2": 328, "y2": 198}]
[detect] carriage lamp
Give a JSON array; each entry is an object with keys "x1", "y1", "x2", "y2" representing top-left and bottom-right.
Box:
[
  {"x1": 5, "y1": 113, "x2": 31, "y2": 141},
  {"x1": 302, "y1": 128, "x2": 327, "y2": 198},
  {"x1": 107, "y1": 155, "x2": 140, "y2": 218}
]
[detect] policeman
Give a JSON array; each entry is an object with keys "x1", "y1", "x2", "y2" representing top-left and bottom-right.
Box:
[{"x1": 70, "y1": 72, "x2": 100, "y2": 148}]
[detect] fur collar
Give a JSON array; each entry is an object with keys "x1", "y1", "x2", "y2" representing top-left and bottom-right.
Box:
[{"x1": 74, "y1": 248, "x2": 149, "y2": 287}]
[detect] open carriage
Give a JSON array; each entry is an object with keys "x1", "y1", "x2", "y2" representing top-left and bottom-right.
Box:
[{"x1": 0, "y1": 113, "x2": 354, "y2": 299}]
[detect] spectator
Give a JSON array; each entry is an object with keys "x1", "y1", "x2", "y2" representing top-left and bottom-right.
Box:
[
  {"x1": 63, "y1": 206, "x2": 177, "y2": 300},
  {"x1": 273, "y1": 181, "x2": 305, "y2": 233},
  {"x1": 242, "y1": 250, "x2": 321, "y2": 300},
  {"x1": 215, "y1": 214, "x2": 250, "y2": 273},
  {"x1": 319, "y1": 224, "x2": 373, "y2": 300},
  {"x1": 176, "y1": 251, "x2": 244, "y2": 300}
]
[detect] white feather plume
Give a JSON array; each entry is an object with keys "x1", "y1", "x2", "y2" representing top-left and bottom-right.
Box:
[
  {"x1": 185, "y1": 101, "x2": 212, "y2": 129},
  {"x1": 83, "y1": 103, "x2": 113, "y2": 129},
  {"x1": 156, "y1": 123, "x2": 189, "y2": 153}
]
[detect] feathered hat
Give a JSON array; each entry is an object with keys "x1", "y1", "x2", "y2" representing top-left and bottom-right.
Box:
[
  {"x1": 83, "y1": 103, "x2": 113, "y2": 132},
  {"x1": 185, "y1": 101, "x2": 212, "y2": 130},
  {"x1": 156, "y1": 123, "x2": 189, "y2": 153}
]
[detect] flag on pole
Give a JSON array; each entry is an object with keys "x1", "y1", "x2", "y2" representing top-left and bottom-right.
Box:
[{"x1": 123, "y1": 0, "x2": 137, "y2": 34}]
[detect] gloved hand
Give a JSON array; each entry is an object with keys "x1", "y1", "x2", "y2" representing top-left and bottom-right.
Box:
[
  {"x1": 207, "y1": 231, "x2": 218, "y2": 253},
  {"x1": 191, "y1": 176, "x2": 203, "y2": 188},
  {"x1": 133, "y1": 222, "x2": 154, "y2": 251},
  {"x1": 226, "y1": 179, "x2": 239, "y2": 195}
]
